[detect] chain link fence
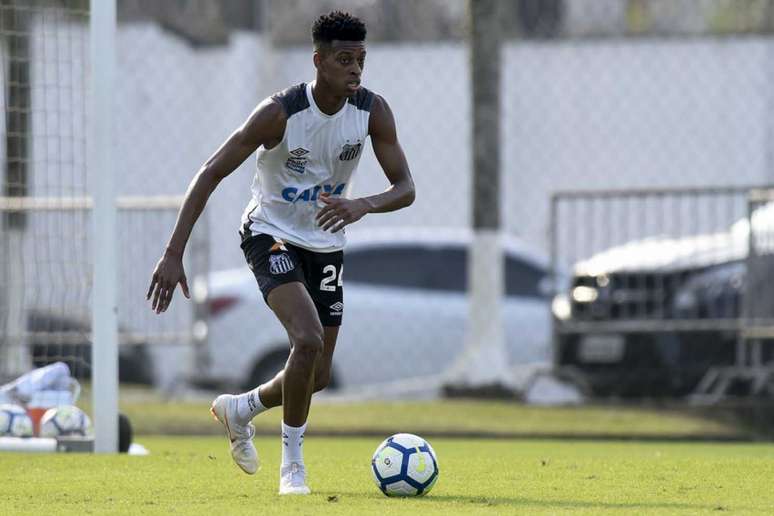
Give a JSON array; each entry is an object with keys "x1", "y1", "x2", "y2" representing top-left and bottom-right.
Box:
[
  {"x1": 0, "y1": 2, "x2": 207, "y2": 389},
  {"x1": 4, "y1": 0, "x2": 774, "y2": 400}
]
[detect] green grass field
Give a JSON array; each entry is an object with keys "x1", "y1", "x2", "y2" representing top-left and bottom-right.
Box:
[
  {"x1": 108, "y1": 386, "x2": 748, "y2": 440},
  {"x1": 3, "y1": 391, "x2": 771, "y2": 514},
  {"x1": 2, "y1": 436, "x2": 774, "y2": 515},
  {"x1": 120, "y1": 398, "x2": 748, "y2": 440}
]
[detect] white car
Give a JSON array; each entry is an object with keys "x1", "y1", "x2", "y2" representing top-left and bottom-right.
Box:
[{"x1": 192, "y1": 228, "x2": 556, "y2": 391}]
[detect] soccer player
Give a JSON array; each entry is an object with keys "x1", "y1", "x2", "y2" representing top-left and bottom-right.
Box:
[{"x1": 146, "y1": 11, "x2": 415, "y2": 495}]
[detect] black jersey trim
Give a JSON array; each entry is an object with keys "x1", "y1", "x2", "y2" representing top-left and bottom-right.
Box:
[
  {"x1": 241, "y1": 203, "x2": 259, "y2": 240},
  {"x1": 272, "y1": 83, "x2": 310, "y2": 118},
  {"x1": 348, "y1": 87, "x2": 375, "y2": 112}
]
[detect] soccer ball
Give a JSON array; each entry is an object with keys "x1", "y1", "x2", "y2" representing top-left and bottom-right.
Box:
[
  {"x1": 0, "y1": 404, "x2": 34, "y2": 437},
  {"x1": 39, "y1": 405, "x2": 92, "y2": 437},
  {"x1": 371, "y1": 433, "x2": 439, "y2": 497}
]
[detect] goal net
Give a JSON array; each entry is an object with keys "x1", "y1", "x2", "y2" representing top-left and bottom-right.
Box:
[
  {"x1": 0, "y1": 1, "x2": 206, "y2": 452},
  {"x1": 0, "y1": 1, "x2": 92, "y2": 383}
]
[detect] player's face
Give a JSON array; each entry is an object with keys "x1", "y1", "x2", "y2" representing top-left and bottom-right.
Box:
[{"x1": 317, "y1": 40, "x2": 366, "y2": 97}]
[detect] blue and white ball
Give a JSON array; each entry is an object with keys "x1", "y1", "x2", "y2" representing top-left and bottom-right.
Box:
[
  {"x1": 371, "y1": 433, "x2": 439, "y2": 497},
  {"x1": 39, "y1": 405, "x2": 91, "y2": 437},
  {"x1": 0, "y1": 404, "x2": 34, "y2": 437}
]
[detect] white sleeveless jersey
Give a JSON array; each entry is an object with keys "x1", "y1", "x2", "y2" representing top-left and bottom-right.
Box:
[{"x1": 240, "y1": 82, "x2": 375, "y2": 252}]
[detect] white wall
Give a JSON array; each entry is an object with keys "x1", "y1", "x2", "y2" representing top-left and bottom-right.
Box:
[
  {"x1": 503, "y1": 37, "x2": 774, "y2": 250},
  {"x1": 11, "y1": 18, "x2": 774, "y2": 383},
  {"x1": 26, "y1": 21, "x2": 774, "y2": 270}
]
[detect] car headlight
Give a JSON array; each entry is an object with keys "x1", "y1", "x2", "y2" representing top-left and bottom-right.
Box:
[
  {"x1": 552, "y1": 293, "x2": 572, "y2": 320},
  {"x1": 571, "y1": 286, "x2": 598, "y2": 303}
]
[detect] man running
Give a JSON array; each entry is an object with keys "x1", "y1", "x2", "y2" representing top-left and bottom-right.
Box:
[{"x1": 147, "y1": 10, "x2": 415, "y2": 495}]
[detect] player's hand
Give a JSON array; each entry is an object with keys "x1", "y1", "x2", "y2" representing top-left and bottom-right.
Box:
[
  {"x1": 316, "y1": 194, "x2": 370, "y2": 233},
  {"x1": 146, "y1": 248, "x2": 190, "y2": 314}
]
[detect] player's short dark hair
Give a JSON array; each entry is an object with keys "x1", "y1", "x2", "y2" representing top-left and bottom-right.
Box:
[{"x1": 312, "y1": 11, "x2": 366, "y2": 50}]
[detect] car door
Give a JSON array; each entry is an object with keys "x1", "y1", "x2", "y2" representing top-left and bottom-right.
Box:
[{"x1": 333, "y1": 245, "x2": 469, "y2": 387}]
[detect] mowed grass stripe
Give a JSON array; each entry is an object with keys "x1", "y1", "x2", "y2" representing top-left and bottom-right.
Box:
[
  {"x1": 2, "y1": 436, "x2": 774, "y2": 515},
  {"x1": 117, "y1": 398, "x2": 743, "y2": 439}
]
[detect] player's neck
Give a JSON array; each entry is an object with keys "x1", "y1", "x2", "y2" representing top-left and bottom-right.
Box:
[{"x1": 310, "y1": 80, "x2": 347, "y2": 116}]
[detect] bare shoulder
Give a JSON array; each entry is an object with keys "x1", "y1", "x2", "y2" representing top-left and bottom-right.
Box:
[
  {"x1": 241, "y1": 96, "x2": 287, "y2": 148},
  {"x1": 368, "y1": 93, "x2": 397, "y2": 140},
  {"x1": 369, "y1": 93, "x2": 392, "y2": 119},
  {"x1": 247, "y1": 96, "x2": 286, "y2": 132},
  {"x1": 259, "y1": 96, "x2": 287, "y2": 120}
]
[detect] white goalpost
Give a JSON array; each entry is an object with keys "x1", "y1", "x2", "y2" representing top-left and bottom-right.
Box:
[{"x1": 89, "y1": 0, "x2": 118, "y2": 454}]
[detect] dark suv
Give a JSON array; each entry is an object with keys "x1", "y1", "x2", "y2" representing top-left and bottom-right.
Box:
[{"x1": 553, "y1": 258, "x2": 769, "y2": 398}]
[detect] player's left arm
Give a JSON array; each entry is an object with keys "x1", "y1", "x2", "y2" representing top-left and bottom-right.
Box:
[{"x1": 317, "y1": 94, "x2": 415, "y2": 233}]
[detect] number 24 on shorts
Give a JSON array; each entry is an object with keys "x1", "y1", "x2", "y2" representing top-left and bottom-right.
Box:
[{"x1": 320, "y1": 265, "x2": 343, "y2": 292}]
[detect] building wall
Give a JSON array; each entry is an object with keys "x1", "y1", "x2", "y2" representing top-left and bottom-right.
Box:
[{"x1": 26, "y1": 21, "x2": 774, "y2": 272}]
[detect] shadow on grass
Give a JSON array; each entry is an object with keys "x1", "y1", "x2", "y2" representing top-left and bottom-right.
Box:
[
  {"x1": 317, "y1": 491, "x2": 733, "y2": 512},
  {"x1": 424, "y1": 495, "x2": 732, "y2": 511}
]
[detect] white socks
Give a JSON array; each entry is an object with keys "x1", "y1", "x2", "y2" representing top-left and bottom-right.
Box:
[
  {"x1": 236, "y1": 386, "x2": 267, "y2": 423},
  {"x1": 234, "y1": 387, "x2": 307, "y2": 466},
  {"x1": 281, "y1": 421, "x2": 307, "y2": 465}
]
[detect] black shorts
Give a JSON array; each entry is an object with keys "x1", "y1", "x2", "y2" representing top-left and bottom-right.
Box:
[{"x1": 240, "y1": 233, "x2": 344, "y2": 327}]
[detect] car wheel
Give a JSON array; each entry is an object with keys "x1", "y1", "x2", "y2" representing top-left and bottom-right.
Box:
[
  {"x1": 244, "y1": 348, "x2": 289, "y2": 391},
  {"x1": 243, "y1": 347, "x2": 341, "y2": 392}
]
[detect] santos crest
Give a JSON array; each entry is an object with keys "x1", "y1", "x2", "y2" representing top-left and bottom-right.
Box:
[{"x1": 339, "y1": 142, "x2": 362, "y2": 161}]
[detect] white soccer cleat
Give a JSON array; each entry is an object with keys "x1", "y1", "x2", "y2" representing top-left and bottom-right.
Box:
[
  {"x1": 279, "y1": 462, "x2": 311, "y2": 495},
  {"x1": 210, "y1": 394, "x2": 259, "y2": 475}
]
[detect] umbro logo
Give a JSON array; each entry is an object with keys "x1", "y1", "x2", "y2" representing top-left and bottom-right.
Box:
[
  {"x1": 330, "y1": 302, "x2": 343, "y2": 316},
  {"x1": 286, "y1": 148, "x2": 310, "y2": 174}
]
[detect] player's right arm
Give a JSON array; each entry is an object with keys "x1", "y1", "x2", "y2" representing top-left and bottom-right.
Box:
[{"x1": 147, "y1": 98, "x2": 286, "y2": 314}]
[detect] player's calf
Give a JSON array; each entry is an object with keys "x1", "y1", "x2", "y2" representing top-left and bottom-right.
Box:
[{"x1": 312, "y1": 368, "x2": 331, "y2": 393}]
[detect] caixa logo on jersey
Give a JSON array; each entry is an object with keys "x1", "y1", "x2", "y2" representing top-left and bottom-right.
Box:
[
  {"x1": 282, "y1": 183, "x2": 346, "y2": 203},
  {"x1": 339, "y1": 142, "x2": 362, "y2": 161}
]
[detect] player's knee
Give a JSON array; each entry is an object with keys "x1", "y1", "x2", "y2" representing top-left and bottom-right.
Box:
[{"x1": 290, "y1": 328, "x2": 324, "y2": 358}]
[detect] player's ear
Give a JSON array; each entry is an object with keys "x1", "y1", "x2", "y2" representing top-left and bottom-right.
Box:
[{"x1": 313, "y1": 51, "x2": 322, "y2": 70}]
